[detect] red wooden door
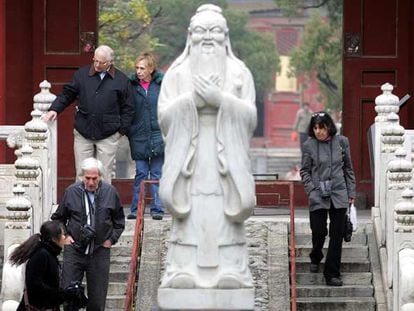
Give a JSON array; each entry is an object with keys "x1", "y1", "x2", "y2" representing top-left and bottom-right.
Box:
[
  {"x1": 32, "y1": 0, "x2": 98, "y2": 195},
  {"x1": 343, "y1": 0, "x2": 414, "y2": 207}
]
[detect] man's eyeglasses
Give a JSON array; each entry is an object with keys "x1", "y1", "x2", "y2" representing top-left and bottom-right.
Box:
[
  {"x1": 312, "y1": 112, "x2": 325, "y2": 118},
  {"x1": 92, "y1": 58, "x2": 109, "y2": 66}
]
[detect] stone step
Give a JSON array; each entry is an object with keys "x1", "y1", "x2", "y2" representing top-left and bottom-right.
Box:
[
  {"x1": 295, "y1": 244, "x2": 369, "y2": 259},
  {"x1": 111, "y1": 245, "x2": 133, "y2": 257},
  {"x1": 116, "y1": 233, "x2": 134, "y2": 246},
  {"x1": 294, "y1": 232, "x2": 367, "y2": 245},
  {"x1": 295, "y1": 296, "x2": 376, "y2": 311},
  {"x1": 109, "y1": 256, "x2": 131, "y2": 284},
  {"x1": 124, "y1": 215, "x2": 163, "y2": 232},
  {"x1": 294, "y1": 257, "x2": 371, "y2": 273},
  {"x1": 294, "y1": 226, "x2": 376, "y2": 311},
  {"x1": 106, "y1": 217, "x2": 138, "y2": 306},
  {"x1": 105, "y1": 294, "x2": 125, "y2": 310},
  {"x1": 294, "y1": 222, "x2": 367, "y2": 235},
  {"x1": 125, "y1": 218, "x2": 138, "y2": 231},
  {"x1": 109, "y1": 266, "x2": 130, "y2": 276},
  {"x1": 295, "y1": 272, "x2": 372, "y2": 285},
  {"x1": 107, "y1": 281, "x2": 128, "y2": 296},
  {"x1": 296, "y1": 284, "x2": 374, "y2": 298},
  {"x1": 108, "y1": 270, "x2": 129, "y2": 282},
  {"x1": 110, "y1": 255, "x2": 132, "y2": 265}
]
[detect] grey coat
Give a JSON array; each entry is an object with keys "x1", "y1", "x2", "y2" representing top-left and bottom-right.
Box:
[{"x1": 300, "y1": 135, "x2": 356, "y2": 212}]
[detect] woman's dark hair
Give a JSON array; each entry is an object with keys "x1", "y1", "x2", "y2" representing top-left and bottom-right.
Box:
[
  {"x1": 9, "y1": 220, "x2": 64, "y2": 266},
  {"x1": 307, "y1": 111, "x2": 338, "y2": 138}
]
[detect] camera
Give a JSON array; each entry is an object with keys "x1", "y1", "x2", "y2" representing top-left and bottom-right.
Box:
[
  {"x1": 78, "y1": 224, "x2": 96, "y2": 247},
  {"x1": 319, "y1": 180, "x2": 332, "y2": 198}
]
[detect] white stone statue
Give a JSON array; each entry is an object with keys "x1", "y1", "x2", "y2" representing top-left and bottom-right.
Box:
[{"x1": 157, "y1": 4, "x2": 256, "y2": 308}]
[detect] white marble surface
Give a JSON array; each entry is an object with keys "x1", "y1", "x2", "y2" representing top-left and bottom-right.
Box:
[
  {"x1": 158, "y1": 288, "x2": 255, "y2": 310},
  {"x1": 157, "y1": 4, "x2": 256, "y2": 309}
]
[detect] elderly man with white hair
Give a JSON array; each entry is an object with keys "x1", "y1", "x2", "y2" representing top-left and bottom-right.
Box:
[
  {"x1": 44, "y1": 45, "x2": 134, "y2": 182},
  {"x1": 52, "y1": 157, "x2": 125, "y2": 311}
]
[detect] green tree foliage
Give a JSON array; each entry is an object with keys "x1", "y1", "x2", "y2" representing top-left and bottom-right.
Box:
[
  {"x1": 225, "y1": 10, "x2": 279, "y2": 99},
  {"x1": 290, "y1": 12, "x2": 342, "y2": 111},
  {"x1": 151, "y1": 2, "x2": 279, "y2": 138},
  {"x1": 99, "y1": 0, "x2": 279, "y2": 100},
  {"x1": 151, "y1": 3, "x2": 279, "y2": 98},
  {"x1": 275, "y1": 0, "x2": 342, "y2": 111},
  {"x1": 274, "y1": 0, "x2": 342, "y2": 27},
  {"x1": 99, "y1": 0, "x2": 159, "y2": 72},
  {"x1": 149, "y1": 0, "x2": 228, "y2": 67}
]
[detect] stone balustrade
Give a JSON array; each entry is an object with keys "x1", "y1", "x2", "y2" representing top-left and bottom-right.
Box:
[
  {"x1": 372, "y1": 82, "x2": 414, "y2": 310},
  {"x1": 0, "y1": 80, "x2": 56, "y2": 310}
]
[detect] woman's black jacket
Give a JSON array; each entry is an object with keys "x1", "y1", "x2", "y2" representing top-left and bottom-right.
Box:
[{"x1": 17, "y1": 241, "x2": 65, "y2": 310}]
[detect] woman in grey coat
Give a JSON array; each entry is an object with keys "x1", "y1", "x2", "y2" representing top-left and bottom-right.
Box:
[{"x1": 300, "y1": 112, "x2": 356, "y2": 286}]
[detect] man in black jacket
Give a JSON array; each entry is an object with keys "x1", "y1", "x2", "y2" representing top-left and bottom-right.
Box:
[
  {"x1": 44, "y1": 45, "x2": 134, "y2": 183},
  {"x1": 52, "y1": 157, "x2": 125, "y2": 311}
]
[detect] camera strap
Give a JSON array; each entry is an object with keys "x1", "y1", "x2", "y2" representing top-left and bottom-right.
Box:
[{"x1": 83, "y1": 191, "x2": 96, "y2": 255}]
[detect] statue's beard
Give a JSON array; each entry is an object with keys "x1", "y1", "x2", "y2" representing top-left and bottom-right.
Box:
[{"x1": 189, "y1": 43, "x2": 227, "y2": 88}]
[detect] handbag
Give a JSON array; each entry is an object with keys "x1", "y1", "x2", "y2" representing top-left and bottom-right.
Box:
[{"x1": 343, "y1": 206, "x2": 353, "y2": 242}]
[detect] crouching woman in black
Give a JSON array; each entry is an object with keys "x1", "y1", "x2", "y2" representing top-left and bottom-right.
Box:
[
  {"x1": 300, "y1": 112, "x2": 356, "y2": 286},
  {"x1": 9, "y1": 220, "x2": 82, "y2": 310}
]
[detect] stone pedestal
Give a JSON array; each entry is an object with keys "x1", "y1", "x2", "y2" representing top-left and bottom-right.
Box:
[{"x1": 158, "y1": 288, "x2": 255, "y2": 310}]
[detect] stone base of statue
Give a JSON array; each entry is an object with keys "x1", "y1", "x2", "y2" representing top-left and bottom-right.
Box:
[{"x1": 157, "y1": 288, "x2": 254, "y2": 310}]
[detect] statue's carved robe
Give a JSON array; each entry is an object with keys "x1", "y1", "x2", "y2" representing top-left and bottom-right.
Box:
[{"x1": 158, "y1": 55, "x2": 257, "y2": 288}]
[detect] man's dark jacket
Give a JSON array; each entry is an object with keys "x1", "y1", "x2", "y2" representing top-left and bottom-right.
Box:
[
  {"x1": 51, "y1": 181, "x2": 125, "y2": 252},
  {"x1": 49, "y1": 64, "x2": 134, "y2": 140},
  {"x1": 127, "y1": 71, "x2": 164, "y2": 160}
]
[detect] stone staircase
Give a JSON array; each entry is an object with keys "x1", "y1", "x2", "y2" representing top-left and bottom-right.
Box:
[
  {"x1": 0, "y1": 216, "x2": 382, "y2": 310},
  {"x1": 84, "y1": 216, "x2": 382, "y2": 311},
  {"x1": 292, "y1": 222, "x2": 376, "y2": 311},
  {"x1": 105, "y1": 219, "x2": 135, "y2": 310}
]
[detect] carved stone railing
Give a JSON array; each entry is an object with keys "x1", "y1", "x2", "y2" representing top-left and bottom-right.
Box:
[
  {"x1": 371, "y1": 82, "x2": 414, "y2": 310},
  {"x1": 0, "y1": 80, "x2": 57, "y2": 310}
]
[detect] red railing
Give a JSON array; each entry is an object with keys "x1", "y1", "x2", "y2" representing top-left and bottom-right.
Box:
[
  {"x1": 124, "y1": 180, "x2": 158, "y2": 311},
  {"x1": 287, "y1": 181, "x2": 297, "y2": 311},
  {"x1": 123, "y1": 179, "x2": 297, "y2": 311},
  {"x1": 255, "y1": 180, "x2": 296, "y2": 311}
]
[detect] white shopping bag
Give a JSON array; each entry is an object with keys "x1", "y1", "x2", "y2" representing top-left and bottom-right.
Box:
[{"x1": 350, "y1": 203, "x2": 358, "y2": 231}]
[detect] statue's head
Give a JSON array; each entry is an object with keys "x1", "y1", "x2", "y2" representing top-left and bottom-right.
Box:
[
  {"x1": 188, "y1": 4, "x2": 228, "y2": 55},
  {"x1": 170, "y1": 4, "x2": 239, "y2": 73},
  {"x1": 187, "y1": 4, "x2": 231, "y2": 79}
]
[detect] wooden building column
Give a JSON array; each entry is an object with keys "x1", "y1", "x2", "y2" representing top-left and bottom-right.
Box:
[{"x1": 0, "y1": 0, "x2": 5, "y2": 162}]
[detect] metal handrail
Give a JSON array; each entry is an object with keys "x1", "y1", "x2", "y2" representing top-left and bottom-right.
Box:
[
  {"x1": 255, "y1": 180, "x2": 296, "y2": 310},
  {"x1": 288, "y1": 181, "x2": 296, "y2": 311},
  {"x1": 124, "y1": 179, "x2": 158, "y2": 311}
]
